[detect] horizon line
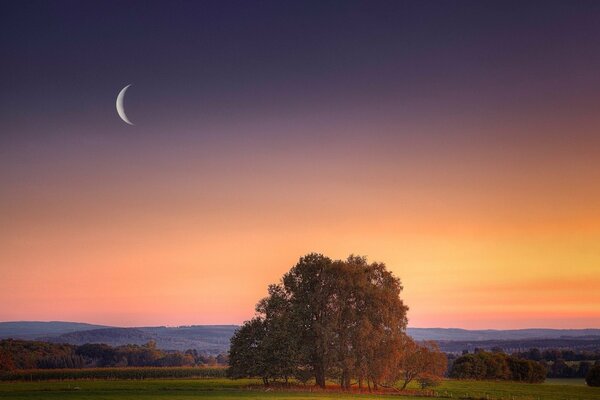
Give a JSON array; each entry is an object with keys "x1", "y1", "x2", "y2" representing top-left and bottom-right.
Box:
[{"x1": 2, "y1": 320, "x2": 600, "y2": 331}]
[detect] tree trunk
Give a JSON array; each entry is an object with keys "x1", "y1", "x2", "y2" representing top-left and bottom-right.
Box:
[
  {"x1": 314, "y1": 364, "x2": 326, "y2": 388},
  {"x1": 401, "y1": 376, "x2": 410, "y2": 390},
  {"x1": 341, "y1": 369, "x2": 350, "y2": 390}
]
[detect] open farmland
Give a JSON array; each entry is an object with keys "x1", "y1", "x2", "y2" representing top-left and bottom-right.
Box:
[
  {"x1": 0, "y1": 378, "x2": 599, "y2": 400},
  {"x1": 0, "y1": 367, "x2": 227, "y2": 381}
]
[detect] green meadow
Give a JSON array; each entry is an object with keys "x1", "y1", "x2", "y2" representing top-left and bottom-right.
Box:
[{"x1": 1, "y1": 378, "x2": 598, "y2": 400}]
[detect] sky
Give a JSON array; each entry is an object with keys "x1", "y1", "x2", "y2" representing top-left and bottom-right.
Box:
[{"x1": 1, "y1": 0, "x2": 600, "y2": 329}]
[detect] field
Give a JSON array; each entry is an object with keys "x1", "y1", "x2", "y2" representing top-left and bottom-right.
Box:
[
  {"x1": 0, "y1": 367, "x2": 227, "y2": 381},
  {"x1": 1, "y1": 377, "x2": 599, "y2": 400}
]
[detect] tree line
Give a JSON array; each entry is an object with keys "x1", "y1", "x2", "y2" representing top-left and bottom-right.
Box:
[
  {"x1": 507, "y1": 348, "x2": 600, "y2": 378},
  {"x1": 446, "y1": 347, "x2": 600, "y2": 380},
  {"x1": 0, "y1": 339, "x2": 228, "y2": 370},
  {"x1": 545, "y1": 359, "x2": 600, "y2": 379},
  {"x1": 449, "y1": 350, "x2": 546, "y2": 383},
  {"x1": 514, "y1": 348, "x2": 600, "y2": 362},
  {"x1": 227, "y1": 253, "x2": 447, "y2": 390}
]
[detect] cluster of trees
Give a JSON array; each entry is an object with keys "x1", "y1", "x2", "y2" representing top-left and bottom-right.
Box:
[
  {"x1": 0, "y1": 339, "x2": 228, "y2": 370},
  {"x1": 0, "y1": 340, "x2": 80, "y2": 370},
  {"x1": 449, "y1": 350, "x2": 546, "y2": 383},
  {"x1": 507, "y1": 348, "x2": 600, "y2": 378},
  {"x1": 228, "y1": 253, "x2": 447, "y2": 390},
  {"x1": 440, "y1": 338, "x2": 600, "y2": 354},
  {"x1": 182, "y1": 349, "x2": 228, "y2": 366},
  {"x1": 546, "y1": 359, "x2": 599, "y2": 379},
  {"x1": 514, "y1": 348, "x2": 600, "y2": 362}
]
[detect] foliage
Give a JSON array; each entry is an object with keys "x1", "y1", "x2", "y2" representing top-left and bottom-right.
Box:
[
  {"x1": 510, "y1": 348, "x2": 600, "y2": 379},
  {"x1": 450, "y1": 350, "x2": 546, "y2": 383},
  {"x1": 0, "y1": 339, "x2": 82, "y2": 370},
  {"x1": 0, "y1": 366, "x2": 226, "y2": 381},
  {"x1": 228, "y1": 253, "x2": 443, "y2": 390},
  {"x1": 227, "y1": 318, "x2": 268, "y2": 381},
  {"x1": 0, "y1": 339, "x2": 224, "y2": 371},
  {"x1": 392, "y1": 338, "x2": 447, "y2": 389},
  {"x1": 507, "y1": 356, "x2": 547, "y2": 382},
  {"x1": 416, "y1": 372, "x2": 443, "y2": 389},
  {"x1": 587, "y1": 365, "x2": 600, "y2": 387}
]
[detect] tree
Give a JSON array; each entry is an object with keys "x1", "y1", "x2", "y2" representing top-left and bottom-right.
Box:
[
  {"x1": 227, "y1": 253, "x2": 409, "y2": 389},
  {"x1": 450, "y1": 353, "x2": 487, "y2": 379},
  {"x1": 508, "y1": 357, "x2": 546, "y2": 383},
  {"x1": 549, "y1": 359, "x2": 574, "y2": 378},
  {"x1": 278, "y1": 253, "x2": 337, "y2": 388},
  {"x1": 587, "y1": 365, "x2": 600, "y2": 387},
  {"x1": 417, "y1": 373, "x2": 443, "y2": 389},
  {"x1": 394, "y1": 338, "x2": 447, "y2": 390},
  {"x1": 216, "y1": 353, "x2": 229, "y2": 365},
  {"x1": 227, "y1": 318, "x2": 268, "y2": 382},
  {"x1": 155, "y1": 352, "x2": 195, "y2": 367},
  {"x1": 0, "y1": 350, "x2": 15, "y2": 371},
  {"x1": 450, "y1": 350, "x2": 545, "y2": 383},
  {"x1": 0, "y1": 339, "x2": 201, "y2": 369},
  {"x1": 578, "y1": 361, "x2": 592, "y2": 378},
  {"x1": 528, "y1": 348, "x2": 542, "y2": 361}
]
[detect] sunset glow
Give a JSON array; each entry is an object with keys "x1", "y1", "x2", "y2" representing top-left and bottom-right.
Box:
[{"x1": 2, "y1": 1, "x2": 600, "y2": 329}]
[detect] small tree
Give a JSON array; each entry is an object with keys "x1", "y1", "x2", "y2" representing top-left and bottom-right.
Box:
[
  {"x1": 0, "y1": 350, "x2": 15, "y2": 371},
  {"x1": 587, "y1": 365, "x2": 600, "y2": 387},
  {"x1": 578, "y1": 361, "x2": 592, "y2": 378},
  {"x1": 227, "y1": 318, "x2": 268, "y2": 383},
  {"x1": 395, "y1": 338, "x2": 447, "y2": 390},
  {"x1": 417, "y1": 372, "x2": 443, "y2": 389}
]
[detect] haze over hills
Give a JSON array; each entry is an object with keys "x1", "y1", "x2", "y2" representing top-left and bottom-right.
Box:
[
  {"x1": 0, "y1": 321, "x2": 109, "y2": 340},
  {"x1": 0, "y1": 322, "x2": 238, "y2": 354},
  {"x1": 44, "y1": 326, "x2": 237, "y2": 354},
  {"x1": 2, "y1": 321, "x2": 600, "y2": 354}
]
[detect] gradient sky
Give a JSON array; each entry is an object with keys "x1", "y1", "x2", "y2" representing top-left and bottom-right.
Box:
[{"x1": 1, "y1": 0, "x2": 600, "y2": 329}]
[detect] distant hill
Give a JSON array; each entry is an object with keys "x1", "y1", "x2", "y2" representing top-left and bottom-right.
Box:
[
  {"x1": 407, "y1": 327, "x2": 600, "y2": 341},
  {"x1": 2, "y1": 321, "x2": 600, "y2": 355},
  {"x1": 46, "y1": 325, "x2": 238, "y2": 354},
  {"x1": 0, "y1": 322, "x2": 237, "y2": 354},
  {"x1": 0, "y1": 321, "x2": 109, "y2": 340},
  {"x1": 139, "y1": 325, "x2": 238, "y2": 352},
  {"x1": 44, "y1": 327, "x2": 152, "y2": 346}
]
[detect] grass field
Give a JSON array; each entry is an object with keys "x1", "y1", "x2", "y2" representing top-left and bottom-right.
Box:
[
  {"x1": 0, "y1": 378, "x2": 599, "y2": 400},
  {"x1": 0, "y1": 367, "x2": 227, "y2": 381}
]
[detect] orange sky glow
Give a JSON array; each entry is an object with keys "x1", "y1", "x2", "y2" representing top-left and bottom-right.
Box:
[
  {"x1": 2, "y1": 111, "x2": 599, "y2": 329},
  {"x1": 3, "y1": 1, "x2": 600, "y2": 330}
]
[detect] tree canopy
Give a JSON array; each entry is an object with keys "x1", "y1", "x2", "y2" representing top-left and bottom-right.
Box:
[
  {"x1": 449, "y1": 350, "x2": 546, "y2": 383},
  {"x1": 228, "y1": 253, "x2": 439, "y2": 390},
  {"x1": 587, "y1": 365, "x2": 600, "y2": 387}
]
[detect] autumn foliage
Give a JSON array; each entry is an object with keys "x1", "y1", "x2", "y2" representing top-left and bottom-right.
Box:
[{"x1": 228, "y1": 253, "x2": 447, "y2": 390}]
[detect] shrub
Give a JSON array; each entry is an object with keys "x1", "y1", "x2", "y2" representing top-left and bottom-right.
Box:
[
  {"x1": 417, "y1": 373, "x2": 442, "y2": 389},
  {"x1": 450, "y1": 351, "x2": 545, "y2": 383},
  {"x1": 586, "y1": 365, "x2": 600, "y2": 387}
]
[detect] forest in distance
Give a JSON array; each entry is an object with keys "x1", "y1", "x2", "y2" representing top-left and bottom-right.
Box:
[
  {"x1": 0, "y1": 339, "x2": 228, "y2": 370},
  {"x1": 2, "y1": 337, "x2": 599, "y2": 380}
]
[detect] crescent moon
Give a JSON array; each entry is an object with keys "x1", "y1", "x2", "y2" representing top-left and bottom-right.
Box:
[{"x1": 116, "y1": 84, "x2": 134, "y2": 125}]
